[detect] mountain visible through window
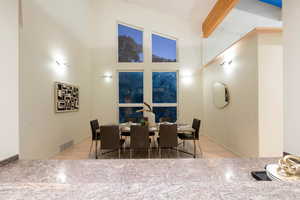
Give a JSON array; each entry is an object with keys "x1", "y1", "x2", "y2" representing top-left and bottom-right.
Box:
[{"x1": 152, "y1": 34, "x2": 177, "y2": 62}]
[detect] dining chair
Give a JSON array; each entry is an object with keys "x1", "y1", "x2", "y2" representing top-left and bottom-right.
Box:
[
  {"x1": 89, "y1": 119, "x2": 101, "y2": 157},
  {"x1": 120, "y1": 117, "x2": 138, "y2": 139},
  {"x1": 157, "y1": 124, "x2": 178, "y2": 158},
  {"x1": 177, "y1": 119, "x2": 202, "y2": 158},
  {"x1": 99, "y1": 125, "x2": 125, "y2": 159},
  {"x1": 142, "y1": 117, "x2": 155, "y2": 145},
  {"x1": 130, "y1": 125, "x2": 150, "y2": 158}
]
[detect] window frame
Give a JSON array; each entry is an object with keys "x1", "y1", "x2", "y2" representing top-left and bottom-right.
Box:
[
  {"x1": 116, "y1": 70, "x2": 145, "y2": 123},
  {"x1": 151, "y1": 32, "x2": 179, "y2": 64},
  {"x1": 117, "y1": 21, "x2": 145, "y2": 64},
  {"x1": 151, "y1": 70, "x2": 180, "y2": 122}
]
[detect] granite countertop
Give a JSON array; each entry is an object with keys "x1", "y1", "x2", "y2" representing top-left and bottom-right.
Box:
[{"x1": 0, "y1": 158, "x2": 300, "y2": 199}]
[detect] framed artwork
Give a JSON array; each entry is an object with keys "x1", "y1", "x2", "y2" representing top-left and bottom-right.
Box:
[{"x1": 55, "y1": 82, "x2": 79, "y2": 113}]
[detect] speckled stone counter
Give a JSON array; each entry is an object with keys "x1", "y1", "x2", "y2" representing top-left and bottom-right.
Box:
[{"x1": 0, "y1": 158, "x2": 300, "y2": 199}]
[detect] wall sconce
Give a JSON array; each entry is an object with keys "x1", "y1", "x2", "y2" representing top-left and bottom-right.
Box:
[
  {"x1": 101, "y1": 73, "x2": 113, "y2": 79},
  {"x1": 56, "y1": 60, "x2": 69, "y2": 68},
  {"x1": 102, "y1": 72, "x2": 113, "y2": 82},
  {"x1": 181, "y1": 70, "x2": 194, "y2": 85},
  {"x1": 220, "y1": 60, "x2": 233, "y2": 67}
]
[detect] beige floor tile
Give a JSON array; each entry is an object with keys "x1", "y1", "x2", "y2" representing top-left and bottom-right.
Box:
[{"x1": 51, "y1": 135, "x2": 238, "y2": 160}]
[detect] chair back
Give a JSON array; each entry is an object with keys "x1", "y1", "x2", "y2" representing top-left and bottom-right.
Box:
[
  {"x1": 159, "y1": 124, "x2": 178, "y2": 148},
  {"x1": 90, "y1": 120, "x2": 100, "y2": 140},
  {"x1": 160, "y1": 117, "x2": 171, "y2": 123},
  {"x1": 100, "y1": 125, "x2": 120, "y2": 149},
  {"x1": 130, "y1": 125, "x2": 149, "y2": 149},
  {"x1": 192, "y1": 119, "x2": 201, "y2": 140}
]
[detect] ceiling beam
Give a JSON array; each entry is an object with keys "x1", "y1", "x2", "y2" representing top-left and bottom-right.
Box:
[{"x1": 202, "y1": 0, "x2": 239, "y2": 38}]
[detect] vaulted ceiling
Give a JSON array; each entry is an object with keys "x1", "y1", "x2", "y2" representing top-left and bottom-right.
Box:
[{"x1": 122, "y1": 0, "x2": 217, "y2": 23}]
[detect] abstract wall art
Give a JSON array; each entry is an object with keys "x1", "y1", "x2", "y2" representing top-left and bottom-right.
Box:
[{"x1": 55, "y1": 82, "x2": 79, "y2": 113}]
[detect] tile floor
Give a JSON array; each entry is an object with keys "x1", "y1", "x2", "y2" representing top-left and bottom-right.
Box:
[{"x1": 51, "y1": 135, "x2": 238, "y2": 159}]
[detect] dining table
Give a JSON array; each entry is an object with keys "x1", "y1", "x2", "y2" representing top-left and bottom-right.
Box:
[
  {"x1": 94, "y1": 122, "x2": 195, "y2": 159},
  {"x1": 119, "y1": 122, "x2": 195, "y2": 134}
]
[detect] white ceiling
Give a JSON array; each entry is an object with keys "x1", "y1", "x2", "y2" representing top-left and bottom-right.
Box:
[
  {"x1": 31, "y1": 0, "x2": 217, "y2": 47},
  {"x1": 122, "y1": 0, "x2": 217, "y2": 23}
]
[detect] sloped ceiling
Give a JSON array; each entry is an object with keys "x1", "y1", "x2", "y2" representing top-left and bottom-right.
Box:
[{"x1": 122, "y1": 0, "x2": 217, "y2": 23}]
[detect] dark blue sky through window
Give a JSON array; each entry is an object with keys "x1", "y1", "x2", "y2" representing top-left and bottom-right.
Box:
[
  {"x1": 119, "y1": 72, "x2": 143, "y2": 103},
  {"x1": 153, "y1": 107, "x2": 177, "y2": 123},
  {"x1": 119, "y1": 107, "x2": 143, "y2": 123},
  {"x1": 152, "y1": 72, "x2": 177, "y2": 103},
  {"x1": 118, "y1": 24, "x2": 143, "y2": 62},
  {"x1": 259, "y1": 0, "x2": 282, "y2": 8},
  {"x1": 152, "y1": 34, "x2": 177, "y2": 62}
]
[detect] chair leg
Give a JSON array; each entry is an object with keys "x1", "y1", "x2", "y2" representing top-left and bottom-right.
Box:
[
  {"x1": 130, "y1": 149, "x2": 132, "y2": 159},
  {"x1": 193, "y1": 139, "x2": 196, "y2": 159},
  {"x1": 148, "y1": 148, "x2": 150, "y2": 159},
  {"x1": 183, "y1": 140, "x2": 185, "y2": 148},
  {"x1": 198, "y1": 140, "x2": 203, "y2": 158},
  {"x1": 152, "y1": 136, "x2": 155, "y2": 147},
  {"x1": 89, "y1": 141, "x2": 94, "y2": 156},
  {"x1": 118, "y1": 149, "x2": 121, "y2": 159},
  {"x1": 95, "y1": 140, "x2": 98, "y2": 159},
  {"x1": 159, "y1": 148, "x2": 162, "y2": 158}
]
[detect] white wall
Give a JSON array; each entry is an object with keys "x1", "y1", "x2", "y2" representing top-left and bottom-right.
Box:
[
  {"x1": 20, "y1": 0, "x2": 92, "y2": 159},
  {"x1": 203, "y1": 9, "x2": 282, "y2": 65},
  {"x1": 0, "y1": 0, "x2": 19, "y2": 161},
  {"x1": 203, "y1": 34, "x2": 260, "y2": 157},
  {"x1": 203, "y1": 30, "x2": 283, "y2": 157},
  {"x1": 90, "y1": 0, "x2": 203, "y2": 125},
  {"x1": 283, "y1": 0, "x2": 300, "y2": 155},
  {"x1": 258, "y1": 32, "x2": 283, "y2": 157}
]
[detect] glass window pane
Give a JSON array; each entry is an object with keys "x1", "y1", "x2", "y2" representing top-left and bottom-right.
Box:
[
  {"x1": 152, "y1": 72, "x2": 177, "y2": 103},
  {"x1": 118, "y1": 24, "x2": 143, "y2": 62},
  {"x1": 152, "y1": 34, "x2": 177, "y2": 62},
  {"x1": 153, "y1": 107, "x2": 177, "y2": 123},
  {"x1": 119, "y1": 107, "x2": 143, "y2": 123},
  {"x1": 119, "y1": 72, "x2": 143, "y2": 103}
]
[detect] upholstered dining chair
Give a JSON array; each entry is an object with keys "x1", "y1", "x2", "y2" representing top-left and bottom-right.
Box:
[
  {"x1": 177, "y1": 119, "x2": 202, "y2": 158},
  {"x1": 130, "y1": 125, "x2": 150, "y2": 158},
  {"x1": 142, "y1": 117, "x2": 155, "y2": 145},
  {"x1": 120, "y1": 117, "x2": 138, "y2": 139},
  {"x1": 99, "y1": 125, "x2": 125, "y2": 159},
  {"x1": 89, "y1": 119, "x2": 101, "y2": 156},
  {"x1": 157, "y1": 124, "x2": 178, "y2": 158}
]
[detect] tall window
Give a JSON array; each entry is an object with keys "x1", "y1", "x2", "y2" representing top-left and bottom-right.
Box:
[
  {"x1": 152, "y1": 34, "x2": 177, "y2": 62},
  {"x1": 152, "y1": 72, "x2": 178, "y2": 122},
  {"x1": 118, "y1": 24, "x2": 143, "y2": 63},
  {"x1": 118, "y1": 72, "x2": 144, "y2": 123}
]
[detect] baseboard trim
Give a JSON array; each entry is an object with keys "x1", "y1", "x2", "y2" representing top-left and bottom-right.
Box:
[{"x1": 0, "y1": 155, "x2": 19, "y2": 166}]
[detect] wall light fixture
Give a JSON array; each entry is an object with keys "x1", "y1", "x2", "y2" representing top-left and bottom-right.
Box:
[
  {"x1": 56, "y1": 60, "x2": 69, "y2": 68},
  {"x1": 220, "y1": 60, "x2": 233, "y2": 67},
  {"x1": 102, "y1": 72, "x2": 113, "y2": 83}
]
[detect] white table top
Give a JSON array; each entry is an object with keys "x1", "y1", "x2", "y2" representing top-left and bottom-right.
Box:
[{"x1": 119, "y1": 123, "x2": 195, "y2": 133}]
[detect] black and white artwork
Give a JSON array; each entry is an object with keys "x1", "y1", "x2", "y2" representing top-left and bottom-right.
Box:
[{"x1": 55, "y1": 82, "x2": 79, "y2": 113}]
